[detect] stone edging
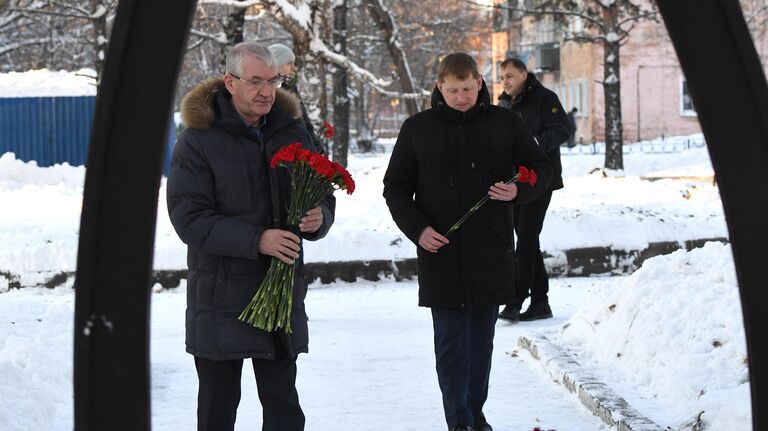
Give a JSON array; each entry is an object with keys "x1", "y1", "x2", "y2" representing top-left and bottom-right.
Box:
[
  {"x1": 518, "y1": 334, "x2": 664, "y2": 431},
  {"x1": 0, "y1": 237, "x2": 727, "y2": 291}
]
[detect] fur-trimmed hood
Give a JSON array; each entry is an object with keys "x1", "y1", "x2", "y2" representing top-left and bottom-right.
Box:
[{"x1": 180, "y1": 77, "x2": 303, "y2": 130}]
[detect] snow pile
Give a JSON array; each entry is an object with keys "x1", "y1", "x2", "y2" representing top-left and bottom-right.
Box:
[
  {"x1": 0, "y1": 145, "x2": 728, "y2": 277},
  {"x1": 0, "y1": 154, "x2": 84, "y2": 274},
  {"x1": 0, "y1": 286, "x2": 74, "y2": 430},
  {"x1": 0, "y1": 69, "x2": 97, "y2": 98},
  {"x1": 556, "y1": 241, "x2": 750, "y2": 430},
  {"x1": 0, "y1": 152, "x2": 85, "y2": 189}
]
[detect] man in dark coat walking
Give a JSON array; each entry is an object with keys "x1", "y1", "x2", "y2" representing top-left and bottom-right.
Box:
[
  {"x1": 497, "y1": 58, "x2": 571, "y2": 323},
  {"x1": 167, "y1": 42, "x2": 335, "y2": 431},
  {"x1": 383, "y1": 52, "x2": 552, "y2": 431}
]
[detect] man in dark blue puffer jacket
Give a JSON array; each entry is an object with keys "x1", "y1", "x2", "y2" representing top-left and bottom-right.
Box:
[{"x1": 167, "y1": 42, "x2": 335, "y2": 431}]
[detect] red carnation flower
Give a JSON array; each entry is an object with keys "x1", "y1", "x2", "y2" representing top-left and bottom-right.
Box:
[
  {"x1": 244, "y1": 142, "x2": 355, "y2": 333},
  {"x1": 322, "y1": 121, "x2": 334, "y2": 139},
  {"x1": 517, "y1": 165, "x2": 538, "y2": 186}
]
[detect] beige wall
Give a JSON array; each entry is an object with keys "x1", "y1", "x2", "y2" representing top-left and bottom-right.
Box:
[{"x1": 508, "y1": 9, "x2": 711, "y2": 144}]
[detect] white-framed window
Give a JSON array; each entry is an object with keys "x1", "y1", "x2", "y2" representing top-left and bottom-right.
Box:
[
  {"x1": 680, "y1": 77, "x2": 697, "y2": 116},
  {"x1": 573, "y1": 81, "x2": 581, "y2": 114}
]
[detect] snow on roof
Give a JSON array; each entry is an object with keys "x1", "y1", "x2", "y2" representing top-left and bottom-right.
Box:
[{"x1": 0, "y1": 68, "x2": 97, "y2": 98}]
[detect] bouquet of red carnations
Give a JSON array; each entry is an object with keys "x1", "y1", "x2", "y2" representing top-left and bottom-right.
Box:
[
  {"x1": 443, "y1": 166, "x2": 538, "y2": 237},
  {"x1": 239, "y1": 143, "x2": 355, "y2": 333}
]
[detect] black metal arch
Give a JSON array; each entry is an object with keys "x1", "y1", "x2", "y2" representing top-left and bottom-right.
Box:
[
  {"x1": 73, "y1": 1, "x2": 768, "y2": 429},
  {"x1": 73, "y1": 0, "x2": 197, "y2": 429}
]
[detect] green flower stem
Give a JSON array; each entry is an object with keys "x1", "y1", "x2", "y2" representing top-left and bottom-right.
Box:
[
  {"x1": 443, "y1": 175, "x2": 519, "y2": 238},
  {"x1": 239, "y1": 259, "x2": 296, "y2": 333},
  {"x1": 239, "y1": 160, "x2": 336, "y2": 334}
]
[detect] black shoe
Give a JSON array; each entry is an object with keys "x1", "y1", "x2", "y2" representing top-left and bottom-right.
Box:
[
  {"x1": 498, "y1": 305, "x2": 520, "y2": 322},
  {"x1": 473, "y1": 411, "x2": 493, "y2": 431},
  {"x1": 449, "y1": 426, "x2": 474, "y2": 431},
  {"x1": 519, "y1": 303, "x2": 553, "y2": 321}
]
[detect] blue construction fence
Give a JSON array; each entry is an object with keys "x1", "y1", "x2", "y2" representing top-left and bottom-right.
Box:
[{"x1": 0, "y1": 96, "x2": 177, "y2": 175}]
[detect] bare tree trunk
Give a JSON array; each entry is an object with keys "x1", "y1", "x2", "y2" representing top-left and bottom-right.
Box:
[
  {"x1": 332, "y1": 0, "x2": 350, "y2": 166},
  {"x1": 279, "y1": 2, "x2": 325, "y2": 143},
  {"x1": 219, "y1": 3, "x2": 245, "y2": 68},
  {"x1": 90, "y1": 0, "x2": 108, "y2": 80},
  {"x1": 355, "y1": 75, "x2": 374, "y2": 150},
  {"x1": 364, "y1": 0, "x2": 419, "y2": 115},
  {"x1": 316, "y1": 2, "x2": 331, "y2": 149},
  {"x1": 602, "y1": 6, "x2": 624, "y2": 170}
]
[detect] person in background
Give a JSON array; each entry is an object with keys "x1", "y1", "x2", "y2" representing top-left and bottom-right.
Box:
[
  {"x1": 167, "y1": 42, "x2": 335, "y2": 431},
  {"x1": 268, "y1": 43, "x2": 322, "y2": 150},
  {"x1": 383, "y1": 52, "x2": 552, "y2": 431},
  {"x1": 497, "y1": 57, "x2": 571, "y2": 323},
  {"x1": 566, "y1": 107, "x2": 578, "y2": 148}
]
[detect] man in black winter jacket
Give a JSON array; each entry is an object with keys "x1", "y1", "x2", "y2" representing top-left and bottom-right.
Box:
[
  {"x1": 497, "y1": 58, "x2": 571, "y2": 323},
  {"x1": 383, "y1": 53, "x2": 552, "y2": 431},
  {"x1": 167, "y1": 42, "x2": 335, "y2": 431}
]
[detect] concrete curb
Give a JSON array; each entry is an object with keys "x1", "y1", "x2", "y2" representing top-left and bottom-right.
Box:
[
  {"x1": 0, "y1": 237, "x2": 727, "y2": 290},
  {"x1": 518, "y1": 334, "x2": 664, "y2": 431}
]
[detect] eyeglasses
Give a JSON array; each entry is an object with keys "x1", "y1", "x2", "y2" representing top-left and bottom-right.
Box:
[{"x1": 229, "y1": 74, "x2": 285, "y2": 90}]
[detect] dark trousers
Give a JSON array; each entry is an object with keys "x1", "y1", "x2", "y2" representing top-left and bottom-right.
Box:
[
  {"x1": 511, "y1": 189, "x2": 553, "y2": 309},
  {"x1": 194, "y1": 339, "x2": 305, "y2": 431},
  {"x1": 431, "y1": 305, "x2": 498, "y2": 428}
]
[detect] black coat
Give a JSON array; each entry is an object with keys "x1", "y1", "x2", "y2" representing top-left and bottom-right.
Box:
[
  {"x1": 167, "y1": 78, "x2": 335, "y2": 360},
  {"x1": 498, "y1": 73, "x2": 570, "y2": 190},
  {"x1": 383, "y1": 81, "x2": 553, "y2": 309},
  {"x1": 284, "y1": 80, "x2": 322, "y2": 151}
]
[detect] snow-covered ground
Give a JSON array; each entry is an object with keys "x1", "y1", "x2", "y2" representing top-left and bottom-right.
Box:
[
  {"x1": 0, "y1": 141, "x2": 726, "y2": 284},
  {"x1": 0, "y1": 138, "x2": 750, "y2": 430},
  {"x1": 0, "y1": 245, "x2": 748, "y2": 430},
  {"x1": 2, "y1": 277, "x2": 611, "y2": 430},
  {"x1": 0, "y1": 68, "x2": 725, "y2": 276},
  {"x1": 0, "y1": 69, "x2": 97, "y2": 98},
  {"x1": 556, "y1": 242, "x2": 749, "y2": 430}
]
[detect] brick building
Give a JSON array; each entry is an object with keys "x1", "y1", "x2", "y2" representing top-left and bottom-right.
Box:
[{"x1": 490, "y1": 1, "x2": 768, "y2": 145}]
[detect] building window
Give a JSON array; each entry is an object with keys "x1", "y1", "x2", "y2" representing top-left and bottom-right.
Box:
[
  {"x1": 574, "y1": 81, "x2": 581, "y2": 114},
  {"x1": 538, "y1": 42, "x2": 560, "y2": 71},
  {"x1": 535, "y1": 16, "x2": 563, "y2": 44},
  {"x1": 680, "y1": 78, "x2": 697, "y2": 116},
  {"x1": 581, "y1": 80, "x2": 589, "y2": 115}
]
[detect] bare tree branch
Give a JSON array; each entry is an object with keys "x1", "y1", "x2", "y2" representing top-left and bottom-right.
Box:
[
  {"x1": 617, "y1": 9, "x2": 657, "y2": 27},
  {"x1": 198, "y1": 0, "x2": 261, "y2": 7},
  {"x1": 364, "y1": 0, "x2": 422, "y2": 114},
  {"x1": 464, "y1": 0, "x2": 607, "y2": 32},
  {"x1": 0, "y1": 37, "x2": 50, "y2": 57},
  {"x1": 10, "y1": 8, "x2": 92, "y2": 19},
  {"x1": 310, "y1": 37, "x2": 393, "y2": 88},
  {"x1": 189, "y1": 28, "x2": 229, "y2": 45}
]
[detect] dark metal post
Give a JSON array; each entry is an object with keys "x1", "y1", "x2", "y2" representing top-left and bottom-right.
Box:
[{"x1": 73, "y1": 1, "x2": 197, "y2": 429}]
